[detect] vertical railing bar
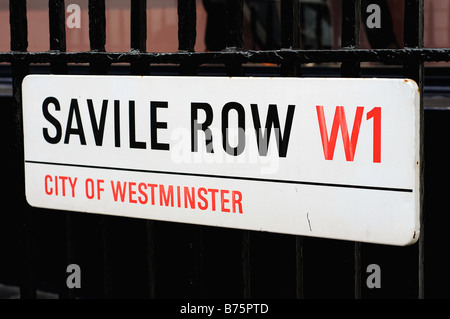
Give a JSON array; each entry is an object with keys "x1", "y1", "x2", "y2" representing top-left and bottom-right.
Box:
[
  {"x1": 242, "y1": 229, "x2": 251, "y2": 299},
  {"x1": 223, "y1": 0, "x2": 248, "y2": 298},
  {"x1": 295, "y1": 236, "x2": 303, "y2": 299},
  {"x1": 88, "y1": 0, "x2": 108, "y2": 74},
  {"x1": 281, "y1": 0, "x2": 303, "y2": 299},
  {"x1": 280, "y1": 0, "x2": 301, "y2": 76},
  {"x1": 89, "y1": 0, "x2": 106, "y2": 51},
  {"x1": 99, "y1": 217, "x2": 112, "y2": 298},
  {"x1": 354, "y1": 241, "x2": 361, "y2": 298},
  {"x1": 10, "y1": 0, "x2": 28, "y2": 52},
  {"x1": 225, "y1": 0, "x2": 244, "y2": 49},
  {"x1": 130, "y1": 0, "x2": 155, "y2": 298},
  {"x1": 281, "y1": 0, "x2": 297, "y2": 49},
  {"x1": 88, "y1": 0, "x2": 112, "y2": 298},
  {"x1": 177, "y1": 1, "x2": 203, "y2": 297},
  {"x1": 9, "y1": 1, "x2": 28, "y2": 141},
  {"x1": 403, "y1": 0, "x2": 425, "y2": 300},
  {"x1": 48, "y1": 0, "x2": 74, "y2": 299},
  {"x1": 131, "y1": 0, "x2": 149, "y2": 75},
  {"x1": 225, "y1": 0, "x2": 244, "y2": 76},
  {"x1": 341, "y1": 0, "x2": 361, "y2": 49},
  {"x1": 10, "y1": 0, "x2": 35, "y2": 299},
  {"x1": 144, "y1": 220, "x2": 156, "y2": 298},
  {"x1": 178, "y1": 0, "x2": 196, "y2": 52},
  {"x1": 131, "y1": 0, "x2": 147, "y2": 52},
  {"x1": 178, "y1": 1, "x2": 211, "y2": 298},
  {"x1": 404, "y1": 0, "x2": 424, "y2": 49},
  {"x1": 178, "y1": 0, "x2": 198, "y2": 75},
  {"x1": 341, "y1": 0, "x2": 362, "y2": 299},
  {"x1": 341, "y1": 0, "x2": 361, "y2": 77},
  {"x1": 49, "y1": 0, "x2": 67, "y2": 74},
  {"x1": 229, "y1": 0, "x2": 248, "y2": 298}
]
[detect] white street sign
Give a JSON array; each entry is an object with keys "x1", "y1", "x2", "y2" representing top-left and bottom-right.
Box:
[{"x1": 22, "y1": 75, "x2": 420, "y2": 245}]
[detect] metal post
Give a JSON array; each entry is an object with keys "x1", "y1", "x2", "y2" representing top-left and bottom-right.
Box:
[
  {"x1": 10, "y1": 0, "x2": 35, "y2": 300},
  {"x1": 341, "y1": 0, "x2": 362, "y2": 299},
  {"x1": 48, "y1": 0, "x2": 76, "y2": 299},
  {"x1": 404, "y1": 0, "x2": 425, "y2": 299},
  {"x1": 88, "y1": 0, "x2": 112, "y2": 298},
  {"x1": 130, "y1": 0, "x2": 155, "y2": 298},
  {"x1": 131, "y1": 0, "x2": 149, "y2": 75},
  {"x1": 49, "y1": 0, "x2": 67, "y2": 74},
  {"x1": 225, "y1": 0, "x2": 244, "y2": 76},
  {"x1": 178, "y1": 0, "x2": 198, "y2": 75},
  {"x1": 281, "y1": 0, "x2": 303, "y2": 299}
]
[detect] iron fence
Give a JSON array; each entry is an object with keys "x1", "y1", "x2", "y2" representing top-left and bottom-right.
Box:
[{"x1": 1, "y1": 0, "x2": 450, "y2": 300}]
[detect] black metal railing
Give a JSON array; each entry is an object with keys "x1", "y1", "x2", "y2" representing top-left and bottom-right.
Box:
[{"x1": 2, "y1": 0, "x2": 450, "y2": 300}]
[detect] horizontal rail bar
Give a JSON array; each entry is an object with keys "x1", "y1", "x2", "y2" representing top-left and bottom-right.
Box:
[{"x1": 0, "y1": 48, "x2": 448, "y2": 65}]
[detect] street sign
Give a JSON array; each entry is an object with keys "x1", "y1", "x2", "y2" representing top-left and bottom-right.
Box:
[{"x1": 22, "y1": 75, "x2": 420, "y2": 245}]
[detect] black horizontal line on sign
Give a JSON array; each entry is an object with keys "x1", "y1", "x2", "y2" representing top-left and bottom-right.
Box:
[{"x1": 25, "y1": 160, "x2": 413, "y2": 193}]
